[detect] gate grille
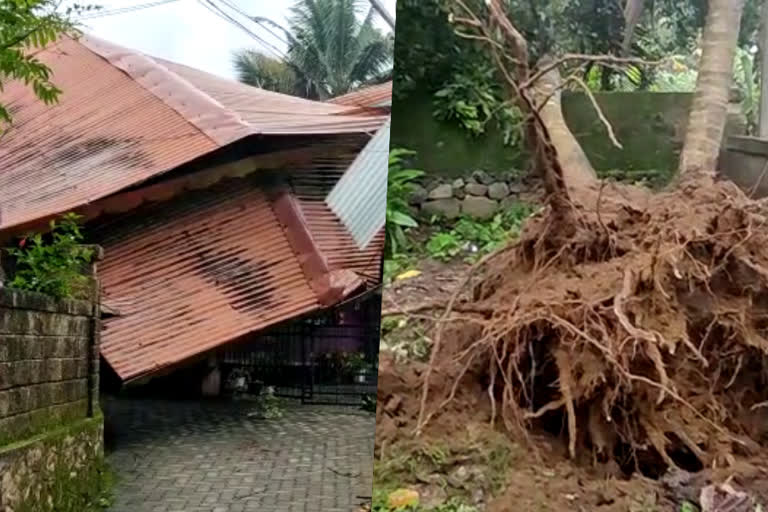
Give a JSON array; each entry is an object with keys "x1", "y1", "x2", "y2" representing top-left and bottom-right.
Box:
[{"x1": 221, "y1": 293, "x2": 381, "y2": 405}]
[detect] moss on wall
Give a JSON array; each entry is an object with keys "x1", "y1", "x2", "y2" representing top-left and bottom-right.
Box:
[
  {"x1": 0, "y1": 414, "x2": 110, "y2": 512},
  {"x1": 390, "y1": 90, "x2": 528, "y2": 178},
  {"x1": 390, "y1": 89, "x2": 692, "y2": 178},
  {"x1": 562, "y1": 92, "x2": 691, "y2": 173}
]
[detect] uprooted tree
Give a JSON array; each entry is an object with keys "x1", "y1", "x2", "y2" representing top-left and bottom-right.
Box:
[{"x1": 382, "y1": 0, "x2": 768, "y2": 476}]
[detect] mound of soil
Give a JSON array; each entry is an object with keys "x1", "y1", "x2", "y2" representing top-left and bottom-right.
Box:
[{"x1": 379, "y1": 179, "x2": 768, "y2": 487}]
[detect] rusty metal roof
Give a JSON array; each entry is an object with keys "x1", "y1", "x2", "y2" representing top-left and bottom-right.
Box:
[
  {"x1": 329, "y1": 82, "x2": 392, "y2": 108},
  {"x1": 91, "y1": 161, "x2": 382, "y2": 382},
  {"x1": 288, "y1": 169, "x2": 383, "y2": 285},
  {"x1": 0, "y1": 36, "x2": 387, "y2": 232},
  {"x1": 92, "y1": 177, "x2": 322, "y2": 382}
]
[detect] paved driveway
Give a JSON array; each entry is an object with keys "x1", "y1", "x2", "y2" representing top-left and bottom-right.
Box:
[{"x1": 103, "y1": 398, "x2": 374, "y2": 512}]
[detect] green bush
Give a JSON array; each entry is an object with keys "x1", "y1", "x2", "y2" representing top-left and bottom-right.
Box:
[
  {"x1": 8, "y1": 213, "x2": 94, "y2": 299},
  {"x1": 371, "y1": 491, "x2": 479, "y2": 512},
  {"x1": 426, "y1": 203, "x2": 535, "y2": 262},
  {"x1": 387, "y1": 149, "x2": 425, "y2": 257}
]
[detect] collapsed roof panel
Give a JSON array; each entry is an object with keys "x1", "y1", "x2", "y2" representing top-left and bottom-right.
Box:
[{"x1": 92, "y1": 178, "x2": 321, "y2": 382}]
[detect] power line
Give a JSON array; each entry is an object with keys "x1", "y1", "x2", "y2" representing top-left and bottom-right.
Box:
[
  {"x1": 250, "y1": 17, "x2": 292, "y2": 47},
  {"x1": 216, "y1": 0, "x2": 291, "y2": 47},
  {"x1": 196, "y1": 0, "x2": 286, "y2": 60},
  {"x1": 367, "y1": 0, "x2": 395, "y2": 30},
  {"x1": 78, "y1": 0, "x2": 183, "y2": 20}
]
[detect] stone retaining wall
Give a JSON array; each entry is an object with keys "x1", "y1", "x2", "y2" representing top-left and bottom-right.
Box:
[
  {"x1": 409, "y1": 170, "x2": 528, "y2": 220},
  {"x1": 0, "y1": 415, "x2": 105, "y2": 512}
]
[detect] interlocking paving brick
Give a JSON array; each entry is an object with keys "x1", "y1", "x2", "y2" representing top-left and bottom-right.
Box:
[{"x1": 104, "y1": 398, "x2": 374, "y2": 512}]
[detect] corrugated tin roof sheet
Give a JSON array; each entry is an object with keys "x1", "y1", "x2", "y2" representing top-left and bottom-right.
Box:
[
  {"x1": 0, "y1": 35, "x2": 387, "y2": 232},
  {"x1": 0, "y1": 37, "x2": 218, "y2": 232},
  {"x1": 90, "y1": 157, "x2": 384, "y2": 382},
  {"x1": 92, "y1": 177, "x2": 322, "y2": 382},
  {"x1": 288, "y1": 169, "x2": 383, "y2": 285},
  {"x1": 326, "y1": 121, "x2": 390, "y2": 249},
  {"x1": 329, "y1": 82, "x2": 393, "y2": 108}
]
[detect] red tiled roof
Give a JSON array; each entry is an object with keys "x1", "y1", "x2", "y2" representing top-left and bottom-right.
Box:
[
  {"x1": 329, "y1": 82, "x2": 392, "y2": 109},
  {"x1": 0, "y1": 36, "x2": 387, "y2": 232}
]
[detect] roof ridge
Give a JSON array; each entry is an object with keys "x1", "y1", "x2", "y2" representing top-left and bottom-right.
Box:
[
  {"x1": 79, "y1": 34, "x2": 252, "y2": 147},
  {"x1": 153, "y1": 56, "x2": 362, "y2": 113}
]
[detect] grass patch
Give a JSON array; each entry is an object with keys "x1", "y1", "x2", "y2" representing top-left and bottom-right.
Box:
[{"x1": 373, "y1": 427, "x2": 517, "y2": 510}]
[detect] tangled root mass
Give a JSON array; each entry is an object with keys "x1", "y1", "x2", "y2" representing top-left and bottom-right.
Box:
[{"x1": 393, "y1": 179, "x2": 768, "y2": 478}]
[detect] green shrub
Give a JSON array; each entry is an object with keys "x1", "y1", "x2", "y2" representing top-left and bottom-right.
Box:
[
  {"x1": 8, "y1": 213, "x2": 93, "y2": 299},
  {"x1": 426, "y1": 204, "x2": 535, "y2": 262},
  {"x1": 387, "y1": 149, "x2": 425, "y2": 257}
]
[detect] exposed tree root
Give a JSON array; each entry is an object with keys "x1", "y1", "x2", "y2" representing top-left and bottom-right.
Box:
[{"x1": 379, "y1": 179, "x2": 768, "y2": 478}]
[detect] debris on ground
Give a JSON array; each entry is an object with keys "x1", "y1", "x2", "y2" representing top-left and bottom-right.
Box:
[{"x1": 377, "y1": 178, "x2": 768, "y2": 510}]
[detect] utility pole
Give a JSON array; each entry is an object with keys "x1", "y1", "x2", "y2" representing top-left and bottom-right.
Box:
[
  {"x1": 759, "y1": 0, "x2": 768, "y2": 137},
  {"x1": 368, "y1": 0, "x2": 395, "y2": 30}
]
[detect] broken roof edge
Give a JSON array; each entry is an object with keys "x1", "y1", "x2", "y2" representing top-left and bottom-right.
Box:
[
  {"x1": 79, "y1": 35, "x2": 389, "y2": 142},
  {"x1": 79, "y1": 35, "x2": 251, "y2": 147},
  {"x1": 118, "y1": 300, "x2": 323, "y2": 386}
]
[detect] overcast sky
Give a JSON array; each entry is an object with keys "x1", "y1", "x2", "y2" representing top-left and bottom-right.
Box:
[{"x1": 67, "y1": 0, "x2": 396, "y2": 80}]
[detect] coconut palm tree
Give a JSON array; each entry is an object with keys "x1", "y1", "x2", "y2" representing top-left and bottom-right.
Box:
[
  {"x1": 679, "y1": 0, "x2": 747, "y2": 182},
  {"x1": 232, "y1": 50, "x2": 300, "y2": 96},
  {"x1": 233, "y1": 0, "x2": 393, "y2": 99}
]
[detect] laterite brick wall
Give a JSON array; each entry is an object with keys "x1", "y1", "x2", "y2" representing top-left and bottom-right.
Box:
[{"x1": 0, "y1": 287, "x2": 100, "y2": 446}]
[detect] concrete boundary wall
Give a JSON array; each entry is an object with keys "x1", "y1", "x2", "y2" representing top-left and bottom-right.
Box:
[{"x1": 720, "y1": 136, "x2": 768, "y2": 198}]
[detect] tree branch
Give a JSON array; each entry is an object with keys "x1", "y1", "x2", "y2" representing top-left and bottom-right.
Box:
[{"x1": 524, "y1": 53, "x2": 661, "y2": 90}]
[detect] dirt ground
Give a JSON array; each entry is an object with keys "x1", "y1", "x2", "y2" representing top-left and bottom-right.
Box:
[
  {"x1": 383, "y1": 258, "x2": 471, "y2": 314},
  {"x1": 377, "y1": 195, "x2": 768, "y2": 512},
  {"x1": 376, "y1": 349, "x2": 768, "y2": 512}
]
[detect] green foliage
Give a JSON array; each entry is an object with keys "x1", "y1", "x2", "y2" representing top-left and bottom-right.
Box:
[
  {"x1": 734, "y1": 47, "x2": 759, "y2": 134},
  {"x1": 0, "y1": 1, "x2": 97, "y2": 126},
  {"x1": 433, "y1": 64, "x2": 523, "y2": 146},
  {"x1": 235, "y1": 0, "x2": 393, "y2": 99},
  {"x1": 394, "y1": 0, "x2": 760, "y2": 109},
  {"x1": 8, "y1": 213, "x2": 93, "y2": 299},
  {"x1": 232, "y1": 49, "x2": 301, "y2": 96},
  {"x1": 373, "y1": 430, "x2": 515, "y2": 511},
  {"x1": 288, "y1": 0, "x2": 393, "y2": 98},
  {"x1": 361, "y1": 393, "x2": 377, "y2": 412},
  {"x1": 342, "y1": 351, "x2": 367, "y2": 374},
  {"x1": 425, "y1": 204, "x2": 535, "y2": 263},
  {"x1": 253, "y1": 388, "x2": 284, "y2": 419},
  {"x1": 386, "y1": 148, "x2": 424, "y2": 257},
  {"x1": 371, "y1": 493, "x2": 478, "y2": 512},
  {"x1": 380, "y1": 314, "x2": 432, "y2": 362},
  {"x1": 599, "y1": 167, "x2": 675, "y2": 189},
  {"x1": 383, "y1": 253, "x2": 417, "y2": 284},
  {"x1": 679, "y1": 502, "x2": 697, "y2": 512}
]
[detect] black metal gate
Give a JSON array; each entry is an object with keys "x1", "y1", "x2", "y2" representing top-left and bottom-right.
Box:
[{"x1": 220, "y1": 293, "x2": 381, "y2": 405}]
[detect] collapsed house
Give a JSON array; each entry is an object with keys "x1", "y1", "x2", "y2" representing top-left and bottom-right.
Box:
[{"x1": 0, "y1": 36, "x2": 392, "y2": 403}]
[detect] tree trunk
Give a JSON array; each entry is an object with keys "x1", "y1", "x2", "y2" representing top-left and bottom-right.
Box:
[
  {"x1": 622, "y1": 0, "x2": 646, "y2": 55},
  {"x1": 679, "y1": 0, "x2": 746, "y2": 184},
  {"x1": 758, "y1": 0, "x2": 768, "y2": 137},
  {"x1": 534, "y1": 60, "x2": 598, "y2": 191}
]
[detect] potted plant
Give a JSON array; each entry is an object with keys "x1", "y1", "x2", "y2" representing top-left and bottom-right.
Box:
[{"x1": 343, "y1": 352, "x2": 368, "y2": 384}]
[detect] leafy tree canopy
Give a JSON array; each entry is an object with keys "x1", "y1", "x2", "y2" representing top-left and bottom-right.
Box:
[
  {"x1": 394, "y1": 0, "x2": 761, "y2": 98},
  {"x1": 234, "y1": 0, "x2": 394, "y2": 99},
  {"x1": 0, "y1": 1, "x2": 95, "y2": 126}
]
